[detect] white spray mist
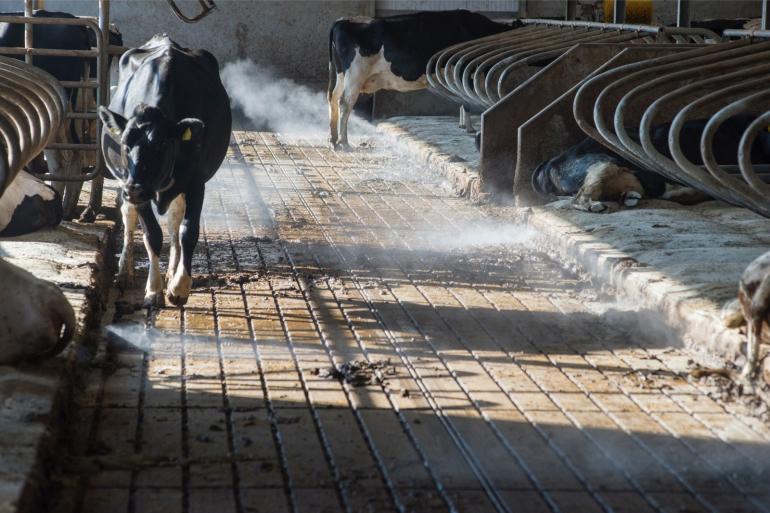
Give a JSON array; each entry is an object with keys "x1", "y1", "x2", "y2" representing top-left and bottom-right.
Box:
[{"x1": 221, "y1": 59, "x2": 375, "y2": 140}]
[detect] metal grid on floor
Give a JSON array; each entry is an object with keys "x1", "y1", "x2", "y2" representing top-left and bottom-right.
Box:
[{"x1": 52, "y1": 132, "x2": 770, "y2": 513}]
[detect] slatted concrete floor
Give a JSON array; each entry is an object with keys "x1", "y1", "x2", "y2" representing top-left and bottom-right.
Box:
[{"x1": 52, "y1": 132, "x2": 770, "y2": 513}]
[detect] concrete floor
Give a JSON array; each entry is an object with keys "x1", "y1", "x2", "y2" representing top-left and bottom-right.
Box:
[{"x1": 51, "y1": 132, "x2": 770, "y2": 513}]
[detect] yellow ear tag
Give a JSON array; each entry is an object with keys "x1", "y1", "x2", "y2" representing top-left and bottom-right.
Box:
[{"x1": 182, "y1": 128, "x2": 192, "y2": 142}]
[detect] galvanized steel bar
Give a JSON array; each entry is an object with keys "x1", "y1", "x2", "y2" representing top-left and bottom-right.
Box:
[
  {"x1": 0, "y1": 55, "x2": 65, "y2": 193},
  {"x1": 23, "y1": 0, "x2": 32, "y2": 65},
  {"x1": 428, "y1": 18, "x2": 720, "y2": 112},
  {"x1": 87, "y1": 0, "x2": 110, "y2": 217}
]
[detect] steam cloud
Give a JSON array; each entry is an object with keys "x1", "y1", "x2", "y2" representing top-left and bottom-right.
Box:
[{"x1": 221, "y1": 59, "x2": 375, "y2": 139}]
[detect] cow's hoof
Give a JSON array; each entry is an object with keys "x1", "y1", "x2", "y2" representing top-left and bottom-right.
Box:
[
  {"x1": 623, "y1": 191, "x2": 642, "y2": 207},
  {"x1": 166, "y1": 290, "x2": 189, "y2": 307},
  {"x1": 335, "y1": 142, "x2": 353, "y2": 152},
  {"x1": 143, "y1": 292, "x2": 165, "y2": 309},
  {"x1": 167, "y1": 272, "x2": 192, "y2": 307},
  {"x1": 588, "y1": 201, "x2": 608, "y2": 213}
]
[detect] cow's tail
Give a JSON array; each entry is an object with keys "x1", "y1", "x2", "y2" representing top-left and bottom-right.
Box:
[{"x1": 327, "y1": 23, "x2": 339, "y2": 102}]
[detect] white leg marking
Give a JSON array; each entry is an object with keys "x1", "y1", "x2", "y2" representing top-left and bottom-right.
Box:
[
  {"x1": 329, "y1": 70, "x2": 344, "y2": 147},
  {"x1": 168, "y1": 264, "x2": 192, "y2": 308},
  {"x1": 117, "y1": 200, "x2": 138, "y2": 288},
  {"x1": 165, "y1": 194, "x2": 186, "y2": 283},
  {"x1": 143, "y1": 232, "x2": 164, "y2": 308}
]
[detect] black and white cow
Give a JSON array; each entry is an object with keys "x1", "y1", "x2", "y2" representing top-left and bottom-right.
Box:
[
  {"x1": 533, "y1": 115, "x2": 770, "y2": 212},
  {"x1": 0, "y1": 170, "x2": 62, "y2": 236},
  {"x1": 99, "y1": 35, "x2": 231, "y2": 307},
  {"x1": 328, "y1": 10, "x2": 518, "y2": 150}
]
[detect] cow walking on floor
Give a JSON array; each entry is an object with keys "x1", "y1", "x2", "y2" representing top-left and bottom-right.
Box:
[
  {"x1": 327, "y1": 10, "x2": 517, "y2": 150},
  {"x1": 99, "y1": 35, "x2": 231, "y2": 307}
]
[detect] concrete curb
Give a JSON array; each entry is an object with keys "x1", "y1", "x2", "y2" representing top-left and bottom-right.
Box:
[
  {"x1": 376, "y1": 119, "x2": 481, "y2": 201},
  {"x1": 376, "y1": 119, "x2": 746, "y2": 367},
  {"x1": 0, "y1": 201, "x2": 116, "y2": 513},
  {"x1": 524, "y1": 209, "x2": 744, "y2": 364}
]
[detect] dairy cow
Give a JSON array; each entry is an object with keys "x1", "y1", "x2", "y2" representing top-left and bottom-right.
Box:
[
  {"x1": 0, "y1": 171, "x2": 62, "y2": 236},
  {"x1": 328, "y1": 10, "x2": 519, "y2": 150},
  {"x1": 100, "y1": 35, "x2": 231, "y2": 307},
  {"x1": 533, "y1": 115, "x2": 770, "y2": 212}
]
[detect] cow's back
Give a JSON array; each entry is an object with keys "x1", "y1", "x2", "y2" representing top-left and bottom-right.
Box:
[
  {"x1": 0, "y1": 11, "x2": 90, "y2": 83},
  {"x1": 112, "y1": 35, "x2": 231, "y2": 182},
  {"x1": 332, "y1": 10, "x2": 511, "y2": 81}
]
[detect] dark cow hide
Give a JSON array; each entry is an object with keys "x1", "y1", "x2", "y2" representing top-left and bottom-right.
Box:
[{"x1": 100, "y1": 34, "x2": 231, "y2": 308}]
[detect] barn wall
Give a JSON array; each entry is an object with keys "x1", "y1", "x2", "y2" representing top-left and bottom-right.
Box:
[
  {"x1": 376, "y1": 0, "x2": 519, "y2": 16},
  {"x1": 0, "y1": 0, "x2": 374, "y2": 82}
]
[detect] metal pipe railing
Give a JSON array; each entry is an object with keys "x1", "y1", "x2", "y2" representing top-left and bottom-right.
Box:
[
  {"x1": 0, "y1": 12, "x2": 107, "y2": 183},
  {"x1": 569, "y1": 36, "x2": 770, "y2": 218},
  {"x1": 0, "y1": 54, "x2": 65, "y2": 191},
  {"x1": 427, "y1": 19, "x2": 718, "y2": 111},
  {"x1": 165, "y1": 0, "x2": 216, "y2": 24}
]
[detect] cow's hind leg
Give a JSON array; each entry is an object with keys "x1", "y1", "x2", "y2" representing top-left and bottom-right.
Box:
[
  {"x1": 167, "y1": 185, "x2": 204, "y2": 307},
  {"x1": 116, "y1": 199, "x2": 138, "y2": 289},
  {"x1": 166, "y1": 193, "x2": 185, "y2": 284},
  {"x1": 337, "y1": 70, "x2": 366, "y2": 151},
  {"x1": 137, "y1": 203, "x2": 164, "y2": 308},
  {"x1": 328, "y1": 67, "x2": 344, "y2": 149}
]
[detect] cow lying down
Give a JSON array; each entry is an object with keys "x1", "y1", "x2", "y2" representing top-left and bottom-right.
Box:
[
  {"x1": 0, "y1": 170, "x2": 62, "y2": 236},
  {"x1": 0, "y1": 257, "x2": 75, "y2": 364},
  {"x1": 532, "y1": 137, "x2": 677, "y2": 212},
  {"x1": 533, "y1": 115, "x2": 770, "y2": 212},
  {"x1": 0, "y1": 173, "x2": 70, "y2": 364}
]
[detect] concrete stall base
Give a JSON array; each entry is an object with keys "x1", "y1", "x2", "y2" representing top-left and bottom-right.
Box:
[
  {"x1": 375, "y1": 116, "x2": 765, "y2": 368},
  {"x1": 0, "y1": 182, "x2": 115, "y2": 513}
]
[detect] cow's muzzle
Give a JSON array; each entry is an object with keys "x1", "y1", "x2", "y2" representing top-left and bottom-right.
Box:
[{"x1": 123, "y1": 184, "x2": 151, "y2": 205}]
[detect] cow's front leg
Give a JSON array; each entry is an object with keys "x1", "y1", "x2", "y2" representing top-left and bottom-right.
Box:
[
  {"x1": 116, "y1": 199, "x2": 138, "y2": 288},
  {"x1": 166, "y1": 193, "x2": 186, "y2": 283},
  {"x1": 136, "y1": 203, "x2": 164, "y2": 308},
  {"x1": 167, "y1": 185, "x2": 203, "y2": 307}
]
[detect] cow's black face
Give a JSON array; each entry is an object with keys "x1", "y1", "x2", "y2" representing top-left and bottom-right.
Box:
[{"x1": 99, "y1": 104, "x2": 204, "y2": 204}]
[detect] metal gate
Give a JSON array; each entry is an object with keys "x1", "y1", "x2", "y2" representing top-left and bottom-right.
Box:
[{"x1": 0, "y1": 0, "x2": 111, "y2": 218}]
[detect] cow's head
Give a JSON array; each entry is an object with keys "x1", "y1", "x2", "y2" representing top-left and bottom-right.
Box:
[{"x1": 99, "y1": 103, "x2": 204, "y2": 204}]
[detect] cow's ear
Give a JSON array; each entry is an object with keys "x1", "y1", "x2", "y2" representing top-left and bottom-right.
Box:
[
  {"x1": 99, "y1": 106, "x2": 127, "y2": 136},
  {"x1": 177, "y1": 118, "x2": 205, "y2": 144}
]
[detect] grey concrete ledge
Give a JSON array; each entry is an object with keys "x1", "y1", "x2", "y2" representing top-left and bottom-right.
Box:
[
  {"x1": 0, "y1": 189, "x2": 116, "y2": 513},
  {"x1": 376, "y1": 116, "x2": 762, "y2": 368},
  {"x1": 377, "y1": 116, "x2": 482, "y2": 201}
]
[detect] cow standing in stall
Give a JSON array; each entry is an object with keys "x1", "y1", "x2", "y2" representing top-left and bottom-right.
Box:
[
  {"x1": 99, "y1": 35, "x2": 231, "y2": 308},
  {"x1": 0, "y1": 10, "x2": 123, "y2": 221},
  {"x1": 327, "y1": 10, "x2": 519, "y2": 150}
]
